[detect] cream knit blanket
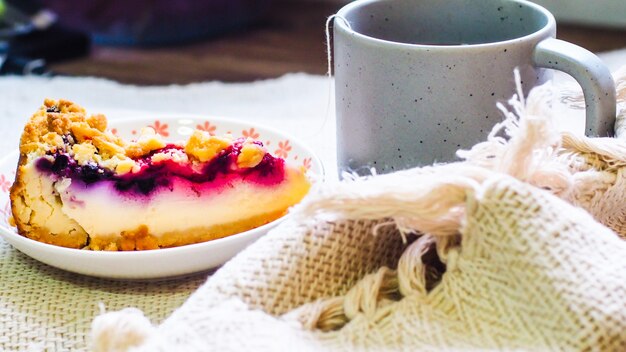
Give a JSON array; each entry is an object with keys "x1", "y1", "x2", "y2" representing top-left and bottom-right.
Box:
[{"x1": 90, "y1": 68, "x2": 626, "y2": 351}]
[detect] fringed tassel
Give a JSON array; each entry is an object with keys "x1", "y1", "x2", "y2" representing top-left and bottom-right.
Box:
[
  {"x1": 285, "y1": 235, "x2": 446, "y2": 331},
  {"x1": 91, "y1": 304, "x2": 156, "y2": 352},
  {"x1": 294, "y1": 163, "x2": 490, "y2": 238},
  {"x1": 286, "y1": 66, "x2": 626, "y2": 332}
]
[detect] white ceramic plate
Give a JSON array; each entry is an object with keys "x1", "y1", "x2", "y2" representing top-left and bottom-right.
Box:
[{"x1": 0, "y1": 114, "x2": 323, "y2": 280}]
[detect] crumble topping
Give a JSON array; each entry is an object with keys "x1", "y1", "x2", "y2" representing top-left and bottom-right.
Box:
[
  {"x1": 114, "y1": 158, "x2": 139, "y2": 174},
  {"x1": 151, "y1": 148, "x2": 189, "y2": 164},
  {"x1": 185, "y1": 130, "x2": 233, "y2": 163},
  {"x1": 237, "y1": 140, "x2": 267, "y2": 168},
  {"x1": 21, "y1": 99, "x2": 138, "y2": 174},
  {"x1": 22, "y1": 99, "x2": 274, "y2": 180},
  {"x1": 71, "y1": 142, "x2": 99, "y2": 165},
  {"x1": 125, "y1": 127, "x2": 167, "y2": 159}
]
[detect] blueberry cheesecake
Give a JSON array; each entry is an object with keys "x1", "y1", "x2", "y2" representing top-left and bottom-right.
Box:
[{"x1": 10, "y1": 99, "x2": 311, "y2": 250}]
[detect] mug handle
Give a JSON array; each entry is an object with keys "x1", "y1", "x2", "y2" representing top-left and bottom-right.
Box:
[{"x1": 533, "y1": 38, "x2": 616, "y2": 137}]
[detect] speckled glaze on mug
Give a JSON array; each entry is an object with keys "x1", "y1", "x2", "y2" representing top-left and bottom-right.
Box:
[{"x1": 334, "y1": 0, "x2": 615, "y2": 175}]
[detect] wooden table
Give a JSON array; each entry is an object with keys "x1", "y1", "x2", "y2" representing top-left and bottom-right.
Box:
[{"x1": 49, "y1": 1, "x2": 626, "y2": 85}]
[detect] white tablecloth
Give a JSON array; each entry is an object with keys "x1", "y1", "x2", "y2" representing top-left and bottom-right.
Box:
[{"x1": 0, "y1": 72, "x2": 336, "y2": 351}]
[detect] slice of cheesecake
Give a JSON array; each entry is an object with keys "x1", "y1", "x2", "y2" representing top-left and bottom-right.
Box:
[{"x1": 10, "y1": 99, "x2": 311, "y2": 251}]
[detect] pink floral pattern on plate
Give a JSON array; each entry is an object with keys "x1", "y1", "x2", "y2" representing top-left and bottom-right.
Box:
[
  {"x1": 241, "y1": 128, "x2": 260, "y2": 139},
  {"x1": 0, "y1": 174, "x2": 10, "y2": 193},
  {"x1": 0, "y1": 201, "x2": 10, "y2": 227},
  {"x1": 196, "y1": 121, "x2": 217, "y2": 135},
  {"x1": 149, "y1": 120, "x2": 169, "y2": 137},
  {"x1": 275, "y1": 140, "x2": 292, "y2": 159},
  {"x1": 302, "y1": 157, "x2": 312, "y2": 171}
]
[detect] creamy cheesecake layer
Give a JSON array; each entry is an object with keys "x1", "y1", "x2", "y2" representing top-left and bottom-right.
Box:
[
  {"x1": 52, "y1": 168, "x2": 309, "y2": 247},
  {"x1": 14, "y1": 158, "x2": 309, "y2": 250},
  {"x1": 11, "y1": 161, "x2": 89, "y2": 248}
]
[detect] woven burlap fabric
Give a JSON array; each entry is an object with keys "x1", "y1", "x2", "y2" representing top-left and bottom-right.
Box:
[
  {"x1": 459, "y1": 66, "x2": 626, "y2": 238},
  {"x1": 92, "y1": 169, "x2": 626, "y2": 351},
  {"x1": 91, "y1": 68, "x2": 626, "y2": 351},
  {"x1": 0, "y1": 242, "x2": 207, "y2": 351}
]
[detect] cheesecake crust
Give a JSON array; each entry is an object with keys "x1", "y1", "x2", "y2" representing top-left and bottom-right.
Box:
[{"x1": 87, "y1": 209, "x2": 286, "y2": 251}]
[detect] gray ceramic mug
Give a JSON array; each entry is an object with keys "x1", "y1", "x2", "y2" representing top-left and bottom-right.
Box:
[{"x1": 334, "y1": 0, "x2": 616, "y2": 175}]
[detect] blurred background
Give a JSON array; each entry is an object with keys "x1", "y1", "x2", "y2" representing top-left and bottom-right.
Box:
[{"x1": 0, "y1": 0, "x2": 625, "y2": 84}]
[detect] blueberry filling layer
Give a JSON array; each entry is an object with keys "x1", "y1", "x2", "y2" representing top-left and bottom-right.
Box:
[{"x1": 36, "y1": 144, "x2": 286, "y2": 196}]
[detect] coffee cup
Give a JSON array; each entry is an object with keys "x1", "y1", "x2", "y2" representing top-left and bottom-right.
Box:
[{"x1": 333, "y1": 0, "x2": 616, "y2": 175}]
